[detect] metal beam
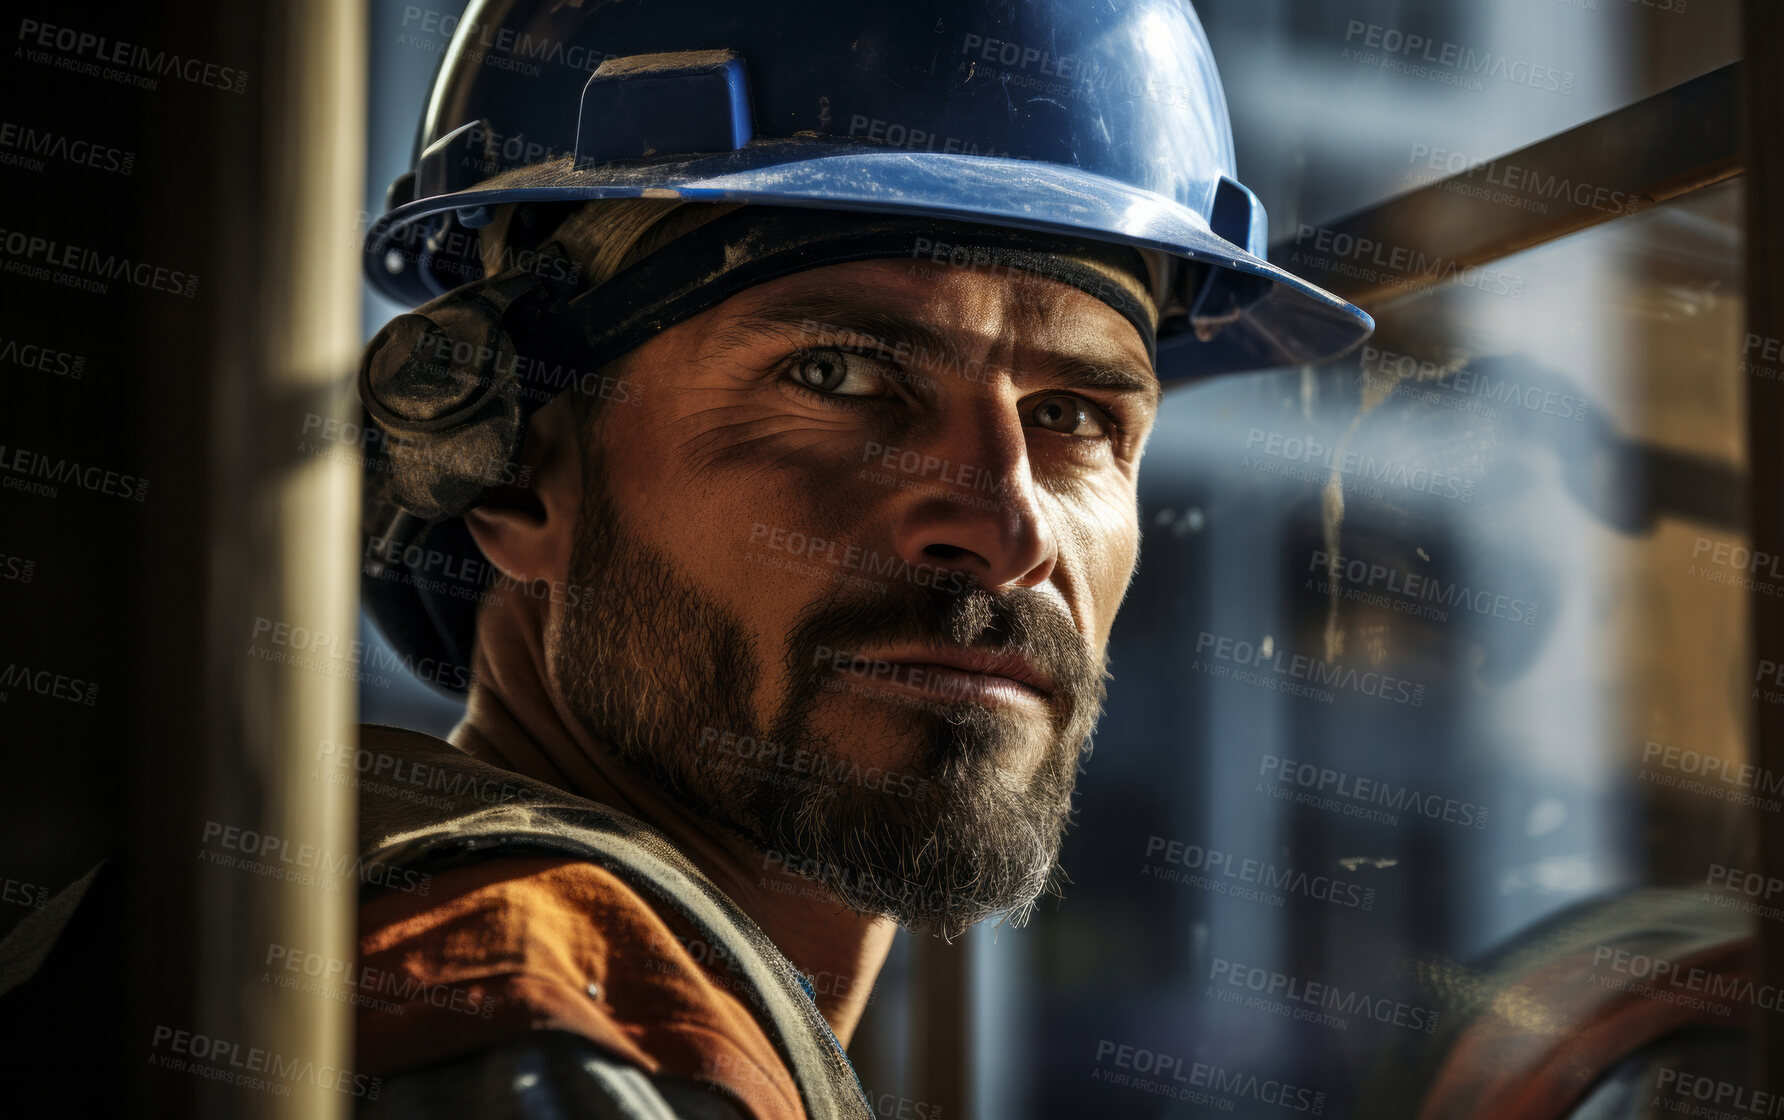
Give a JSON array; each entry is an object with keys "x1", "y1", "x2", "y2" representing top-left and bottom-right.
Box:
[{"x1": 1271, "y1": 62, "x2": 1743, "y2": 308}]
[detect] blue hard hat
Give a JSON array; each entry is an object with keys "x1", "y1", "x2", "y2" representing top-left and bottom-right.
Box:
[
  {"x1": 365, "y1": 0, "x2": 1373, "y2": 385},
  {"x1": 358, "y1": 0, "x2": 1379, "y2": 696}
]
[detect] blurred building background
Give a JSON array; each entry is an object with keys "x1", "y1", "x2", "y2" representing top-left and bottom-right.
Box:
[
  {"x1": 966, "y1": 3, "x2": 1748, "y2": 1117},
  {"x1": 351, "y1": 2, "x2": 1750, "y2": 1116}
]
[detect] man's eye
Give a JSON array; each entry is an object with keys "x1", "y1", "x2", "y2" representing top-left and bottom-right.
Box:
[
  {"x1": 788, "y1": 348, "x2": 885, "y2": 397},
  {"x1": 1029, "y1": 394, "x2": 1109, "y2": 437}
]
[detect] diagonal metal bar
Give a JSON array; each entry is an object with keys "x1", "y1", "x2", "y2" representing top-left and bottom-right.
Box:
[{"x1": 1270, "y1": 62, "x2": 1742, "y2": 308}]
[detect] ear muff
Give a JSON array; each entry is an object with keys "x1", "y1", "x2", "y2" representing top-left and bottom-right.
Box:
[
  {"x1": 356, "y1": 242, "x2": 586, "y2": 567},
  {"x1": 356, "y1": 231, "x2": 602, "y2": 693}
]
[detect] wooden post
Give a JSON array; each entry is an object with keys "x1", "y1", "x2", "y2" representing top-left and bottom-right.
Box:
[
  {"x1": 1743, "y1": 0, "x2": 1784, "y2": 1091},
  {"x1": 125, "y1": 2, "x2": 365, "y2": 1115}
]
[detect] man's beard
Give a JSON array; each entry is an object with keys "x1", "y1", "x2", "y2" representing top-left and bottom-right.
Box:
[{"x1": 546, "y1": 489, "x2": 1107, "y2": 937}]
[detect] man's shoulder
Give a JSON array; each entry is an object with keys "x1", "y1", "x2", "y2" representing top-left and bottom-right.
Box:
[
  {"x1": 357, "y1": 852, "x2": 806, "y2": 1120},
  {"x1": 346, "y1": 723, "x2": 806, "y2": 1120}
]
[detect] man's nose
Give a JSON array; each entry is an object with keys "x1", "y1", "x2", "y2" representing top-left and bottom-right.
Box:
[{"x1": 885, "y1": 400, "x2": 1058, "y2": 591}]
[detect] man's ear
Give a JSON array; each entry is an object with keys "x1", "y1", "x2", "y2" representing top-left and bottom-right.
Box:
[{"x1": 464, "y1": 393, "x2": 583, "y2": 585}]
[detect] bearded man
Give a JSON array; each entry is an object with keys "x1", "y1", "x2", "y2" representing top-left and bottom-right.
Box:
[{"x1": 345, "y1": 2, "x2": 1370, "y2": 1116}]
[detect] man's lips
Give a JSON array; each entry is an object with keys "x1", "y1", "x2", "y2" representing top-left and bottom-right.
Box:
[{"x1": 830, "y1": 646, "x2": 1056, "y2": 704}]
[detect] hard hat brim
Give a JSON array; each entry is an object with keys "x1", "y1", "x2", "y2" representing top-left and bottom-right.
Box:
[{"x1": 365, "y1": 141, "x2": 1373, "y2": 385}]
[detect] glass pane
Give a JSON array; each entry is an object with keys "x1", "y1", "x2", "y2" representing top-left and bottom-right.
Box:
[
  {"x1": 982, "y1": 177, "x2": 1754, "y2": 1118},
  {"x1": 1197, "y1": 0, "x2": 1739, "y2": 226}
]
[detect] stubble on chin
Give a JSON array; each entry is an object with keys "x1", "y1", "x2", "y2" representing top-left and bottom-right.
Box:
[{"x1": 548, "y1": 491, "x2": 1105, "y2": 935}]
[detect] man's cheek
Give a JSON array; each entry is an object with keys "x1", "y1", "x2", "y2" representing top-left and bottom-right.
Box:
[
  {"x1": 1058, "y1": 486, "x2": 1142, "y2": 639},
  {"x1": 724, "y1": 529, "x2": 836, "y2": 710}
]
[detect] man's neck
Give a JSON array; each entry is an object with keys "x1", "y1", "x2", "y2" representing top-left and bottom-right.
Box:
[{"x1": 449, "y1": 632, "x2": 895, "y2": 1046}]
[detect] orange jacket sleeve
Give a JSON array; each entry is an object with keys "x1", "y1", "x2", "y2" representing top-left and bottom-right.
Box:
[{"x1": 355, "y1": 855, "x2": 806, "y2": 1120}]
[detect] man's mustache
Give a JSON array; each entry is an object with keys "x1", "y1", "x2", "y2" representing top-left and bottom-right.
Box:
[{"x1": 782, "y1": 577, "x2": 1100, "y2": 708}]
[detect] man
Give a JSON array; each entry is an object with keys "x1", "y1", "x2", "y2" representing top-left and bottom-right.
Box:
[{"x1": 348, "y1": 1, "x2": 1370, "y2": 1115}]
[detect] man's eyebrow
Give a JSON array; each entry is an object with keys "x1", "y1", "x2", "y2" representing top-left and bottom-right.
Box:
[
  {"x1": 711, "y1": 291, "x2": 1162, "y2": 408},
  {"x1": 1034, "y1": 355, "x2": 1162, "y2": 411}
]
